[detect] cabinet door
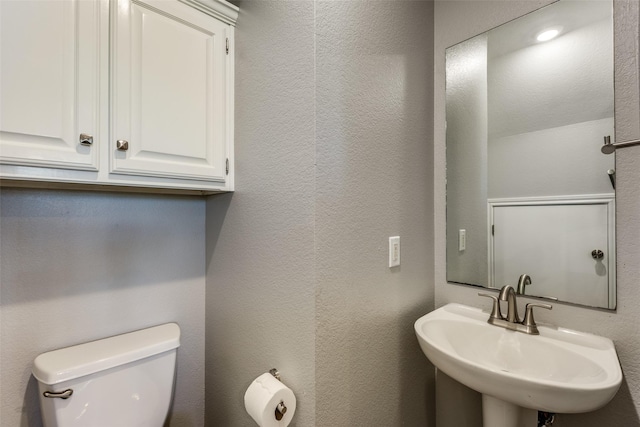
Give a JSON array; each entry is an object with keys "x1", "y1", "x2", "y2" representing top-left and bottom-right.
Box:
[
  {"x1": 0, "y1": 0, "x2": 100, "y2": 171},
  {"x1": 111, "y1": 0, "x2": 229, "y2": 182}
]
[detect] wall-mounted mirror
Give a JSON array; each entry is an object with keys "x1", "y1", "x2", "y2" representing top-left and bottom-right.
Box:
[{"x1": 446, "y1": 0, "x2": 615, "y2": 309}]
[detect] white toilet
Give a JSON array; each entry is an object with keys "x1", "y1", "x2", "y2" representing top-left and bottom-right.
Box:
[{"x1": 32, "y1": 323, "x2": 180, "y2": 427}]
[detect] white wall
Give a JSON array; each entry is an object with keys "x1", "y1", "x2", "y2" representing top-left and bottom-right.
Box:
[
  {"x1": 435, "y1": 0, "x2": 640, "y2": 426},
  {"x1": 0, "y1": 189, "x2": 206, "y2": 427},
  {"x1": 488, "y1": 15, "x2": 614, "y2": 138},
  {"x1": 205, "y1": 1, "x2": 435, "y2": 426},
  {"x1": 486, "y1": 6, "x2": 614, "y2": 199},
  {"x1": 488, "y1": 118, "x2": 615, "y2": 198}
]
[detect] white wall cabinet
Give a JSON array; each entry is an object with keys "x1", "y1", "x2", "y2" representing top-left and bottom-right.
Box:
[
  {"x1": 0, "y1": 0, "x2": 101, "y2": 172},
  {"x1": 0, "y1": 0, "x2": 237, "y2": 194}
]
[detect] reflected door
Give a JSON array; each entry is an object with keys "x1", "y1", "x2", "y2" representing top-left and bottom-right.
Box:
[{"x1": 491, "y1": 202, "x2": 613, "y2": 308}]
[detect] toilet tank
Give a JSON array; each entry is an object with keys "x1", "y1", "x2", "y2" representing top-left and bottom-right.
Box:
[{"x1": 32, "y1": 323, "x2": 180, "y2": 427}]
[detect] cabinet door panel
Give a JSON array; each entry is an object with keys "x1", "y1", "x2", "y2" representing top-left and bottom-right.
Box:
[
  {"x1": 0, "y1": 0, "x2": 99, "y2": 171},
  {"x1": 112, "y1": 0, "x2": 228, "y2": 182}
]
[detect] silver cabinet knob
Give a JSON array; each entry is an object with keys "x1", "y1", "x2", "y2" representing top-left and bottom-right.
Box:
[
  {"x1": 79, "y1": 133, "x2": 93, "y2": 146},
  {"x1": 591, "y1": 249, "x2": 604, "y2": 260},
  {"x1": 116, "y1": 140, "x2": 129, "y2": 151}
]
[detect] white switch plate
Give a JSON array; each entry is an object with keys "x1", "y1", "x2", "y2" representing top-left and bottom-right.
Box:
[
  {"x1": 458, "y1": 229, "x2": 466, "y2": 251},
  {"x1": 389, "y1": 236, "x2": 400, "y2": 267}
]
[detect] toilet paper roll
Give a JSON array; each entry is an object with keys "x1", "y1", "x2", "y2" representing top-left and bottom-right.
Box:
[{"x1": 244, "y1": 372, "x2": 296, "y2": 427}]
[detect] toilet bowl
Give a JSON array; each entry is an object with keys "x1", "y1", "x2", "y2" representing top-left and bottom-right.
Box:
[{"x1": 32, "y1": 323, "x2": 180, "y2": 427}]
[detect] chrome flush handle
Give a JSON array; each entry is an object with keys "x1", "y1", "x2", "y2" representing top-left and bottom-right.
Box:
[{"x1": 43, "y1": 389, "x2": 73, "y2": 399}]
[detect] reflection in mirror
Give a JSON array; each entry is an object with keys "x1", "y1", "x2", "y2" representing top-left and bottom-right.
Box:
[{"x1": 446, "y1": 0, "x2": 615, "y2": 309}]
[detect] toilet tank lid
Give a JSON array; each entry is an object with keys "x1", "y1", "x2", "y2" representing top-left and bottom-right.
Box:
[{"x1": 32, "y1": 323, "x2": 180, "y2": 385}]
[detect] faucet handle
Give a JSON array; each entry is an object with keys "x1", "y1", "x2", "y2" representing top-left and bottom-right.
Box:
[
  {"x1": 522, "y1": 303, "x2": 553, "y2": 333},
  {"x1": 478, "y1": 293, "x2": 503, "y2": 320}
]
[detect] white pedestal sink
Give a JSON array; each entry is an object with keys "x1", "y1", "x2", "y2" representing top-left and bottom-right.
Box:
[{"x1": 415, "y1": 303, "x2": 622, "y2": 426}]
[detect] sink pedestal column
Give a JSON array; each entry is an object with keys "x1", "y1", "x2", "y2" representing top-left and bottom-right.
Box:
[{"x1": 482, "y1": 395, "x2": 536, "y2": 427}]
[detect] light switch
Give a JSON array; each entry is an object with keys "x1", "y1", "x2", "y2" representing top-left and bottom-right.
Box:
[
  {"x1": 389, "y1": 236, "x2": 400, "y2": 268},
  {"x1": 459, "y1": 229, "x2": 466, "y2": 251}
]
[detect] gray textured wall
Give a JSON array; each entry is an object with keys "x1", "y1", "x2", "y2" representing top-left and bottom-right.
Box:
[
  {"x1": 205, "y1": 0, "x2": 435, "y2": 426},
  {"x1": 204, "y1": 1, "x2": 317, "y2": 426},
  {"x1": 445, "y1": 35, "x2": 489, "y2": 287},
  {"x1": 0, "y1": 189, "x2": 206, "y2": 427},
  {"x1": 434, "y1": 1, "x2": 640, "y2": 426},
  {"x1": 315, "y1": 1, "x2": 435, "y2": 425}
]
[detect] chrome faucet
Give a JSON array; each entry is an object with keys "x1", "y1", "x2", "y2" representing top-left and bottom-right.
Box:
[
  {"x1": 479, "y1": 284, "x2": 552, "y2": 335},
  {"x1": 516, "y1": 274, "x2": 532, "y2": 295},
  {"x1": 499, "y1": 284, "x2": 520, "y2": 323}
]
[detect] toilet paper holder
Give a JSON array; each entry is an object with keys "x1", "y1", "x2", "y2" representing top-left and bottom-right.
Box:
[
  {"x1": 275, "y1": 401, "x2": 287, "y2": 421},
  {"x1": 269, "y1": 369, "x2": 287, "y2": 421},
  {"x1": 269, "y1": 368, "x2": 281, "y2": 381}
]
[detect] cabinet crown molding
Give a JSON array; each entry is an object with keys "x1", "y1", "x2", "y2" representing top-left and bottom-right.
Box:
[{"x1": 179, "y1": 0, "x2": 238, "y2": 26}]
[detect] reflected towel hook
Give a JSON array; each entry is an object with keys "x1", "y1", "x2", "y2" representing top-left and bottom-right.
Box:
[{"x1": 601, "y1": 135, "x2": 640, "y2": 154}]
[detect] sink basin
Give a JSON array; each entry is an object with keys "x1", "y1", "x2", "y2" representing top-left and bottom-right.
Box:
[{"x1": 414, "y1": 303, "x2": 622, "y2": 414}]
